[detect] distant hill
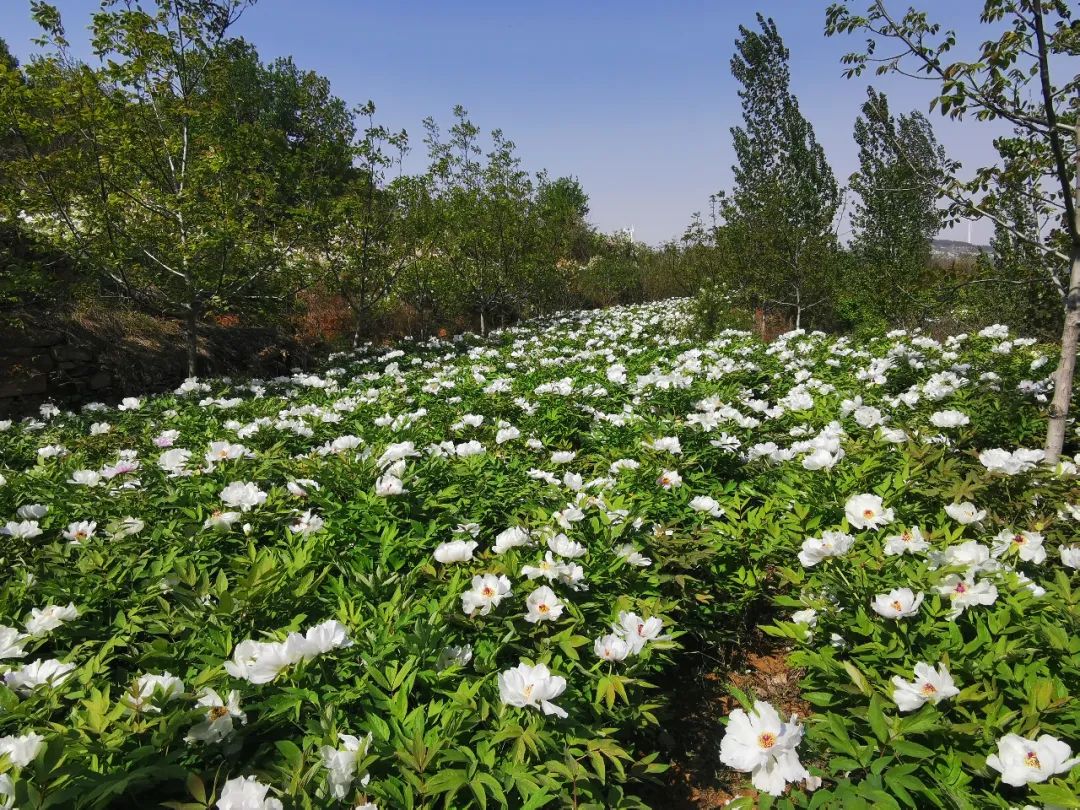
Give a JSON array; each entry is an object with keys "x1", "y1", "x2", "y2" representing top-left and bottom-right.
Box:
[{"x1": 931, "y1": 239, "x2": 991, "y2": 260}]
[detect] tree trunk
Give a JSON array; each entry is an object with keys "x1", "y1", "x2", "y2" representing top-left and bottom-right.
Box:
[
  {"x1": 185, "y1": 306, "x2": 200, "y2": 379},
  {"x1": 1045, "y1": 118, "x2": 1080, "y2": 463},
  {"x1": 1046, "y1": 246, "x2": 1080, "y2": 462},
  {"x1": 479, "y1": 309, "x2": 486, "y2": 336}
]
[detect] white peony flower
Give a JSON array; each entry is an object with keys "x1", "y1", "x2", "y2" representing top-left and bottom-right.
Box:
[
  {"x1": 498, "y1": 661, "x2": 567, "y2": 718},
  {"x1": 524, "y1": 586, "x2": 564, "y2": 623},
  {"x1": 320, "y1": 732, "x2": 372, "y2": 800},
  {"x1": 844, "y1": 493, "x2": 894, "y2": 530},
  {"x1": 883, "y1": 527, "x2": 929, "y2": 556},
  {"x1": 936, "y1": 575, "x2": 998, "y2": 619},
  {"x1": 615, "y1": 544, "x2": 652, "y2": 567},
  {"x1": 594, "y1": 633, "x2": 632, "y2": 662},
  {"x1": 0, "y1": 627, "x2": 29, "y2": 660},
  {"x1": 718, "y1": 700, "x2": 810, "y2": 796},
  {"x1": 25, "y1": 602, "x2": 78, "y2": 635},
  {"x1": 434, "y1": 539, "x2": 478, "y2": 564},
  {"x1": 2, "y1": 520, "x2": 43, "y2": 541},
  {"x1": 204, "y1": 511, "x2": 242, "y2": 531},
  {"x1": 185, "y1": 689, "x2": 246, "y2": 744},
  {"x1": 798, "y1": 530, "x2": 855, "y2": 567},
  {"x1": 124, "y1": 672, "x2": 184, "y2": 713},
  {"x1": 944, "y1": 501, "x2": 986, "y2": 525},
  {"x1": 219, "y1": 481, "x2": 267, "y2": 512},
  {"x1": 613, "y1": 611, "x2": 668, "y2": 654},
  {"x1": 989, "y1": 529, "x2": 1046, "y2": 564},
  {"x1": 986, "y1": 733, "x2": 1080, "y2": 787},
  {"x1": 546, "y1": 533, "x2": 586, "y2": 558},
  {"x1": 689, "y1": 495, "x2": 725, "y2": 517},
  {"x1": 461, "y1": 574, "x2": 512, "y2": 617},
  {"x1": 62, "y1": 520, "x2": 97, "y2": 544},
  {"x1": 0, "y1": 732, "x2": 45, "y2": 767},
  {"x1": 891, "y1": 662, "x2": 959, "y2": 712},
  {"x1": 5, "y1": 659, "x2": 77, "y2": 694},
  {"x1": 68, "y1": 469, "x2": 102, "y2": 487},
  {"x1": 216, "y1": 775, "x2": 283, "y2": 810},
  {"x1": 493, "y1": 526, "x2": 531, "y2": 554},
  {"x1": 374, "y1": 474, "x2": 405, "y2": 496},
  {"x1": 657, "y1": 469, "x2": 682, "y2": 489},
  {"x1": 870, "y1": 588, "x2": 924, "y2": 619},
  {"x1": 929, "y1": 410, "x2": 970, "y2": 428}
]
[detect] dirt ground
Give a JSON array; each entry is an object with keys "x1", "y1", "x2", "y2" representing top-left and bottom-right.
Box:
[{"x1": 639, "y1": 635, "x2": 809, "y2": 808}]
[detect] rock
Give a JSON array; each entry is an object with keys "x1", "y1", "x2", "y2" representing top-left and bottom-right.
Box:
[
  {"x1": 0, "y1": 354, "x2": 54, "y2": 374},
  {"x1": 0, "y1": 375, "x2": 47, "y2": 398},
  {"x1": 0, "y1": 329, "x2": 65, "y2": 348},
  {"x1": 53, "y1": 345, "x2": 94, "y2": 363},
  {"x1": 89, "y1": 371, "x2": 113, "y2": 390}
]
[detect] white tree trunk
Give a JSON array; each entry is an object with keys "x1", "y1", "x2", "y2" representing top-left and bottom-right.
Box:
[{"x1": 1045, "y1": 118, "x2": 1080, "y2": 463}]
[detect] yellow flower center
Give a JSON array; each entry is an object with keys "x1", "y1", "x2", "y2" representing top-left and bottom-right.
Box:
[
  {"x1": 757, "y1": 732, "x2": 777, "y2": 750},
  {"x1": 1012, "y1": 534, "x2": 1025, "y2": 546},
  {"x1": 209, "y1": 706, "x2": 230, "y2": 720},
  {"x1": 890, "y1": 600, "x2": 903, "y2": 612},
  {"x1": 481, "y1": 587, "x2": 494, "y2": 598},
  {"x1": 537, "y1": 603, "x2": 549, "y2": 613},
  {"x1": 919, "y1": 682, "x2": 937, "y2": 696},
  {"x1": 1025, "y1": 751, "x2": 1041, "y2": 769},
  {"x1": 863, "y1": 509, "x2": 875, "y2": 519}
]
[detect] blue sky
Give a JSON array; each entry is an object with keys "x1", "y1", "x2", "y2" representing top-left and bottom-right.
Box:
[{"x1": 2, "y1": 0, "x2": 1006, "y2": 244}]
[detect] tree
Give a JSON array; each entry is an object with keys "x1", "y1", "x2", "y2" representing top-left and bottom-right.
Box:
[
  {"x1": 2, "y1": 0, "x2": 354, "y2": 375},
  {"x1": 424, "y1": 108, "x2": 536, "y2": 334},
  {"x1": 845, "y1": 87, "x2": 947, "y2": 328},
  {"x1": 826, "y1": 0, "x2": 1079, "y2": 459},
  {"x1": 717, "y1": 14, "x2": 843, "y2": 330},
  {"x1": 314, "y1": 102, "x2": 431, "y2": 345},
  {"x1": 530, "y1": 174, "x2": 590, "y2": 312}
]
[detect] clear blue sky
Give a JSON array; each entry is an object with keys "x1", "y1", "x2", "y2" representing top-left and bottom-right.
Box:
[{"x1": 2, "y1": 0, "x2": 1006, "y2": 244}]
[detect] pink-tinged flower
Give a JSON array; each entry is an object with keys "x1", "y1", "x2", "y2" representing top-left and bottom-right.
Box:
[{"x1": 935, "y1": 575, "x2": 998, "y2": 619}]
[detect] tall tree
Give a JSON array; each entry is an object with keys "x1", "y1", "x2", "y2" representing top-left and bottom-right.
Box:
[
  {"x1": 2, "y1": 0, "x2": 354, "y2": 375},
  {"x1": 717, "y1": 14, "x2": 843, "y2": 330},
  {"x1": 846, "y1": 87, "x2": 947, "y2": 327},
  {"x1": 314, "y1": 102, "x2": 432, "y2": 345},
  {"x1": 826, "y1": 0, "x2": 1079, "y2": 459},
  {"x1": 424, "y1": 108, "x2": 535, "y2": 334}
]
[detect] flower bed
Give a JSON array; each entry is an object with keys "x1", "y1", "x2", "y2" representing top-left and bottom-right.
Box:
[{"x1": 0, "y1": 301, "x2": 1076, "y2": 808}]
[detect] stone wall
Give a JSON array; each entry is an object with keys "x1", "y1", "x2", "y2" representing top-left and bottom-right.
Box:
[
  {"x1": 0, "y1": 326, "x2": 118, "y2": 417},
  {"x1": 0, "y1": 316, "x2": 310, "y2": 418}
]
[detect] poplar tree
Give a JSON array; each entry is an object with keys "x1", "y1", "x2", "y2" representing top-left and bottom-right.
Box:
[
  {"x1": 846, "y1": 87, "x2": 947, "y2": 327},
  {"x1": 718, "y1": 14, "x2": 842, "y2": 330}
]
